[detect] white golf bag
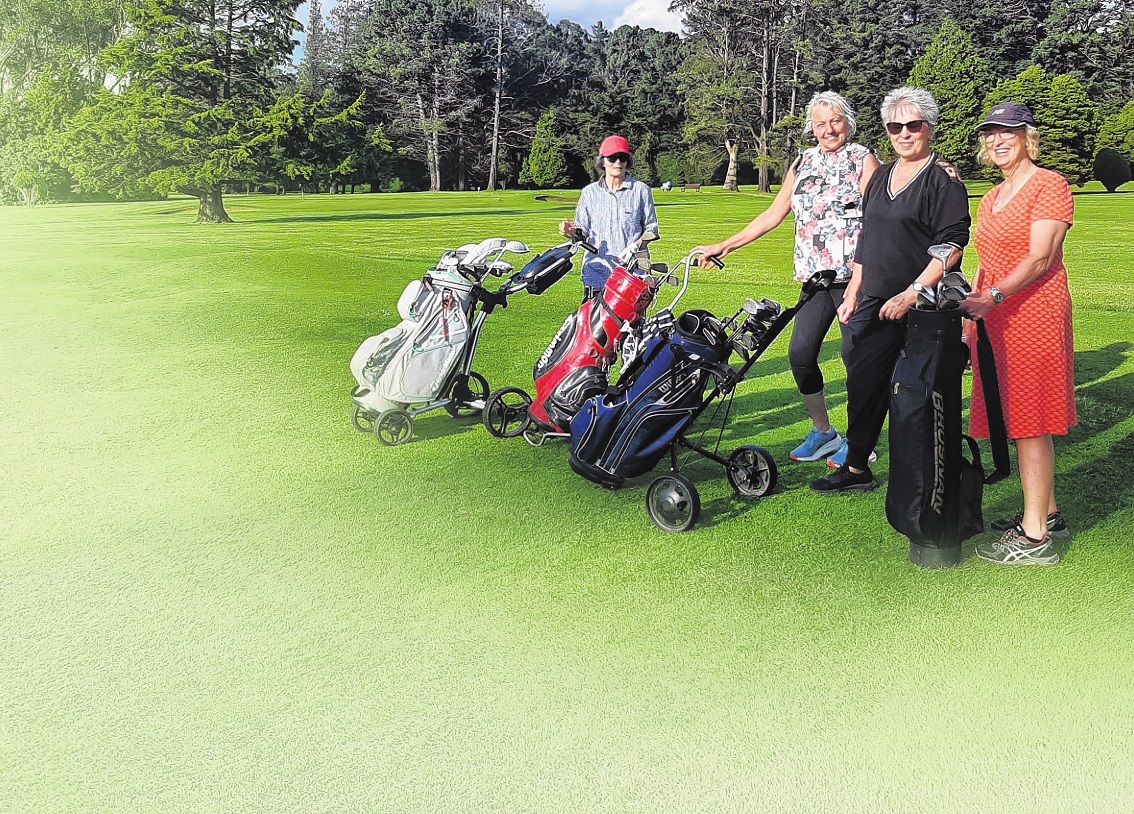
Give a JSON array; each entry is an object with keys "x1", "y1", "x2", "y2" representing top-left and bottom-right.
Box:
[{"x1": 350, "y1": 241, "x2": 504, "y2": 414}]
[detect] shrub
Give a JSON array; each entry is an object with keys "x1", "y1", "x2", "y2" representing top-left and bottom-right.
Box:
[{"x1": 1093, "y1": 148, "x2": 1132, "y2": 192}]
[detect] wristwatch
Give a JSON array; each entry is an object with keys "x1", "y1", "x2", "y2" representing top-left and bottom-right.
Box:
[{"x1": 990, "y1": 286, "x2": 1006, "y2": 304}]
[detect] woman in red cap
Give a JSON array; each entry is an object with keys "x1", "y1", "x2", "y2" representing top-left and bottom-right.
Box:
[
  {"x1": 563, "y1": 135, "x2": 659, "y2": 300},
  {"x1": 962, "y1": 102, "x2": 1076, "y2": 566}
]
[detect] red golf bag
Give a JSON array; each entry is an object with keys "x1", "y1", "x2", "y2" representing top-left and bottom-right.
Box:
[{"x1": 528, "y1": 265, "x2": 654, "y2": 432}]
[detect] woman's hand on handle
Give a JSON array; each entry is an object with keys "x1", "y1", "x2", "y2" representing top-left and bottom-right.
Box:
[
  {"x1": 961, "y1": 290, "x2": 996, "y2": 321},
  {"x1": 693, "y1": 243, "x2": 729, "y2": 269}
]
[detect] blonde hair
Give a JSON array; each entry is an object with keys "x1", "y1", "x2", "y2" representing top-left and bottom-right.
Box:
[
  {"x1": 805, "y1": 91, "x2": 858, "y2": 137},
  {"x1": 977, "y1": 125, "x2": 1040, "y2": 167}
]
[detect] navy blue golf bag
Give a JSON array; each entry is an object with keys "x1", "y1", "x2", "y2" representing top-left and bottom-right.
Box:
[
  {"x1": 568, "y1": 310, "x2": 733, "y2": 488},
  {"x1": 886, "y1": 311, "x2": 1009, "y2": 567}
]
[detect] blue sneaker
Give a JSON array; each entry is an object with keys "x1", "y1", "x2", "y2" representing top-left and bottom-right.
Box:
[
  {"x1": 826, "y1": 440, "x2": 878, "y2": 469},
  {"x1": 790, "y1": 426, "x2": 843, "y2": 462}
]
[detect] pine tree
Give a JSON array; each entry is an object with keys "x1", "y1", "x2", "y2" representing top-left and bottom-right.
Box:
[
  {"x1": 61, "y1": 0, "x2": 303, "y2": 222},
  {"x1": 519, "y1": 110, "x2": 568, "y2": 188},
  {"x1": 1044, "y1": 74, "x2": 1099, "y2": 185},
  {"x1": 1097, "y1": 101, "x2": 1134, "y2": 161},
  {"x1": 908, "y1": 19, "x2": 990, "y2": 177},
  {"x1": 298, "y1": 0, "x2": 331, "y2": 96}
]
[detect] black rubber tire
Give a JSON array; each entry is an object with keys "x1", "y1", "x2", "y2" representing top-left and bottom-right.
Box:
[
  {"x1": 351, "y1": 405, "x2": 376, "y2": 434},
  {"x1": 374, "y1": 409, "x2": 414, "y2": 446},
  {"x1": 726, "y1": 445, "x2": 778, "y2": 497},
  {"x1": 444, "y1": 372, "x2": 490, "y2": 418},
  {"x1": 482, "y1": 387, "x2": 533, "y2": 438},
  {"x1": 646, "y1": 474, "x2": 701, "y2": 533}
]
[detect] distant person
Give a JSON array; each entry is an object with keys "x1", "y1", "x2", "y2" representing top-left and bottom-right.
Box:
[
  {"x1": 694, "y1": 91, "x2": 880, "y2": 465},
  {"x1": 562, "y1": 135, "x2": 659, "y2": 301},
  {"x1": 961, "y1": 102, "x2": 1076, "y2": 566},
  {"x1": 810, "y1": 86, "x2": 971, "y2": 495}
]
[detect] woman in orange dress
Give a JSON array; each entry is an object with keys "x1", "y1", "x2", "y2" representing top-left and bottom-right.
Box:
[{"x1": 962, "y1": 103, "x2": 1076, "y2": 566}]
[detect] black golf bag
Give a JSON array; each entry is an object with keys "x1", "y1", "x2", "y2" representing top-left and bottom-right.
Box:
[
  {"x1": 568, "y1": 310, "x2": 733, "y2": 488},
  {"x1": 886, "y1": 310, "x2": 1009, "y2": 567}
]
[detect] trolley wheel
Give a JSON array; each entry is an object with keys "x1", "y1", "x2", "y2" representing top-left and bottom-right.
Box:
[
  {"x1": 646, "y1": 474, "x2": 701, "y2": 533},
  {"x1": 444, "y1": 371, "x2": 489, "y2": 418},
  {"x1": 482, "y1": 387, "x2": 533, "y2": 438},
  {"x1": 351, "y1": 405, "x2": 376, "y2": 434},
  {"x1": 374, "y1": 409, "x2": 414, "y2": 446},
  {"x1": 726, "y1": 445, "x2": 778, "y2": 497}
]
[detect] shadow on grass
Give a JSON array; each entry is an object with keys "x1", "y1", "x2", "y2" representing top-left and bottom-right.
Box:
[
  {"x1": 981, "y1": 342, "x2": 1134, "y2": 547},
  {"x1": 255, "y1": 210, "x2": 525, "y2": 225}
]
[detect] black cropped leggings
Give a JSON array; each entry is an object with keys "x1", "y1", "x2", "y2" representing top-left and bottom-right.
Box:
[{"x1": 788, "y1": 283, "x2": 849, "y2": 395}]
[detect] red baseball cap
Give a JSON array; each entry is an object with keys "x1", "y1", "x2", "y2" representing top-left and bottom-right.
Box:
[{"x1": 599, "y1": 135, "x2": 632, "y2": 157}]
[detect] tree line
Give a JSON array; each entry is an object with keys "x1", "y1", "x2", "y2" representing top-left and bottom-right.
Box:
[{"x1": 1, "y1": 0, "x2": 1132, "y2": 221}]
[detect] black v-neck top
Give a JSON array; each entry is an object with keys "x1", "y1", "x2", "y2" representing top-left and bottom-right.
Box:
[{"x1": 853, "y1": 154, "x2": 971, "y2": 299}]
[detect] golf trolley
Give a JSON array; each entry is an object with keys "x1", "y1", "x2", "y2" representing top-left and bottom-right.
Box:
[
  {"x1": 481, "y1": 237, "x2": 707, "y2": 445},
  {"x1": 568, "y1": 268, "x2": 838, "y2": 533},
  {"x1": 349, "y1": 235, "x2": 582, "y2": 446}
]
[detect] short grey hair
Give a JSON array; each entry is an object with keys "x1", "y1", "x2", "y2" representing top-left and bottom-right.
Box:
[
  {"x1": 880, "y1": 87, "x2": 940, "y2": 128},
  {"x1": 804, "y1": 91, "x2": 858, "y2": 138}
]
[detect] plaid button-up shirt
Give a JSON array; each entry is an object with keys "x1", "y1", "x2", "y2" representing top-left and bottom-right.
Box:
[{"x1": 573, "y1": 176, "x2": 659, "y2": 289}]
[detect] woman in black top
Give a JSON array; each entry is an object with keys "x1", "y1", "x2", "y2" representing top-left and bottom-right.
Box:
[{"x1": 811, "y1": 86, "x2": 971, "y2": 494}]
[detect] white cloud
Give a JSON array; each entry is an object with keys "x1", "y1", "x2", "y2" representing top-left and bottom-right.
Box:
[{"x1": 613, "y1": 0, "x2": 684, "y2": 32}]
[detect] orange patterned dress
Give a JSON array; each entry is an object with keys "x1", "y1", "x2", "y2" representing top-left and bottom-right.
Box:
[{"x1": 970, "y1": 167, "x2": 1076, "y2": 440}]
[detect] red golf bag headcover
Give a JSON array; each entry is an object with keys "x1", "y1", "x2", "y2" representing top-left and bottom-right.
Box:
[{"x1": 529, "y1": 266, "x2": 652, "y2": 432}]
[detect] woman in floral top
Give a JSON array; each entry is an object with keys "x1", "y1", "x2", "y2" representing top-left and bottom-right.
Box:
[{"x1": 695, "y1": 91, "x2": 879, "y2": 465}]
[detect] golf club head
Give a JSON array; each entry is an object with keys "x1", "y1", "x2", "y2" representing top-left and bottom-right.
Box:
[
  {"x1": 916, "y1": 290, "x2": 937, "y2": 310},
  {"x1": 941, "y1": 270, "x2": 971, "y2": 292},
  {"x1": 939, "y1": 284, "x2": 969, "y2": 303},
  {"x1": 927, "y1": 243, "x2": 955, "y2": 268}
]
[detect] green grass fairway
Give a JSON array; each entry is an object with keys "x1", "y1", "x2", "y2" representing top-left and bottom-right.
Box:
[{"x1": 3, "y1": 188, "x2": 1134, "y2": 812}]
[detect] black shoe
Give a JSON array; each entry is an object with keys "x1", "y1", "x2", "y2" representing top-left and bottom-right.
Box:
[
  {"x1": 810, "y1": 464, "x2": 878, "y2": 495},
  {"x1": 990, "y1": 510, "x2": 1070, "y2": 538}
]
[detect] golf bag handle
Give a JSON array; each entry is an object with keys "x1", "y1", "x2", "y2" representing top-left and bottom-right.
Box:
[{"x1": 975, "y1": 319, "x2": 1011, "y2": 484}]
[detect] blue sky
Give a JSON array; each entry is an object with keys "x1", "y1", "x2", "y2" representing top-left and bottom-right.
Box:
[{"x1": 293, "y1": 0, "x2": 683, "y2": 62}]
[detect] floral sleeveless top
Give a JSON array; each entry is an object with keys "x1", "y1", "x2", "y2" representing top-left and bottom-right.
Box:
[{"x1": 790, "y1": 143, "x2": 872, "y2": 283}]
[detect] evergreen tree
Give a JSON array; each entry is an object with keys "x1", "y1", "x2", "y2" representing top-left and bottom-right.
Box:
[
  {"x1": 1092, "y1": 148, "x2": 1131, "y2": 192},
  {"x1": 519, "y1": 110, "x2": 568, "y2": 187},
  {"x1": 1034, "y1": 0, "x2": 1112, "y2": 97},
  {"x1": 61, "y1": 0, "x2": 303, "y2": 222},
  {"x1": 1097, "y1": 101, "x2": 1134, "y2": 162},
  {"x1": 349, "y1": 0, "x2": 481, "y2": 191},
  {"x1": 807, "y1": 0, "x2": 920, "y2": 152},
  {"x1": 1044, "y1": 74, "x2": 1099, "y2": 185},
  {"x1": 908, "y1": 19, "x2": 990, "y2": 176},
  {"x1": 298, "y1": 0, "x2": 331, "y2": 96}
]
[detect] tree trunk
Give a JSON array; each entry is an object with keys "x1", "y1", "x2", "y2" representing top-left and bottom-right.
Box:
[
  {"x1": 20, "y1": 185, "x2": 40, "y2": 207},
  {"x1": 723, "y1": 139, "x2": 740, "y2": 191},
  {"x1": 419, "y1": 90, "x2": 442, "y2": 191},
  {"x1": 486, "y1": 0, "x2": 504, "y2": 191},
  {"x1": 196, "y1": 188, "x2": 234, "y2": 223}
]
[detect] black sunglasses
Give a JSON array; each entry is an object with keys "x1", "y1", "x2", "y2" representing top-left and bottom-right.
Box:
[
  {"x1": 605, "y1": 153, "x2": 630, "y2": 164},
  {"x1": 886, "y1": 120, "x2": 928, "y2": 135}
]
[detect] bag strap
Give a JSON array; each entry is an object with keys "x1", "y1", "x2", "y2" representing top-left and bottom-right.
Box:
[
  {"x1": 962, "y1": 434, "x2": 983, "y2": 469},
  {"x1": 975, "y1": 319, "x2": 1011, "y2": 484}
]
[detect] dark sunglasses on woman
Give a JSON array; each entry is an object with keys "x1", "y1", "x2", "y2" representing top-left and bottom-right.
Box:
[
  {"x1": 885, "y1": 120, "x2": 927, "y2": 135},
  {"x1": 605, "y1": 154, "x2": 630, "y2": 164}
]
